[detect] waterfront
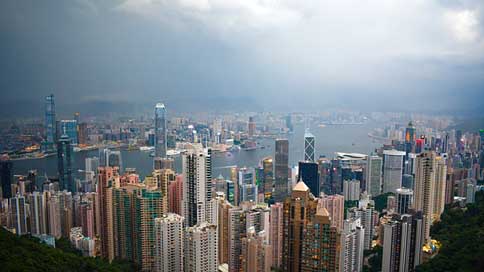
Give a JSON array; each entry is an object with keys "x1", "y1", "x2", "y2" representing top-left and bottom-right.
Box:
[{"x1": 12, "y1": 122, "x2": 383, "y2": 180}]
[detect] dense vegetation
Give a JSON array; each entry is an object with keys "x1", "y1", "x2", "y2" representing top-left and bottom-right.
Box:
[
  {"x1": 363, "y1": 245, "x2": 383, "y2": 272},
  {"x1": 0, "y1": 228, "x2": 135, "y2": 272},
  {"x1": 373, "y1": 192, "x2": 394, "y2": 212},
  {"x1": 417, "y1": 191, "x2": 484, "y2": 272}
]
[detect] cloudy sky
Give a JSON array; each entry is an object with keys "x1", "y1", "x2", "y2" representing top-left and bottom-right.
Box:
[{"x1": 1, "y1": 0, "x2": 483, "y2": 116}]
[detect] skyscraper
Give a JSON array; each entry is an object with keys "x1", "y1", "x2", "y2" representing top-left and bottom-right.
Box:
[
  {"x1": 29, "y1": 191, "x2": 47, "y2": 235},
  {"x1": 396, "y1": 188, "x2": 413, "y2": 215},
  {"x1": 270, "y1": 202, "x2": 284, "y2": 269},
  {"x1": 273, "y1": 139, "x2": 289, "y2": 202},
  {"x1": 43, "y1": 94, "x2": 56, "y2": 152},
  {"x1": 97, "y1": 166, "x2": 117, "y2": 261},
  {"x1": 248, "y1": 116, "x2": 256, "y2": 137},
  {"x1": 184, "y1": 222, "x2": 218, "y2": 272},
  {"x1": 0, "y1": 157, "x2": 13, "y2": 199},
  {"x1": 57, "y1": 134, "x2": 74, "y2": 192},
  {"x1": 228, "y1": 207, "x2": 247, "y2": 272},
  {"x1": 59, "y1": 120, "x2": 78, "y2": 145},
  {"x1": 383, "y1": 150, "x2": 406, "y2": 194},
  {"x1": 367, "y1": 155, "x2": 383, "y2": 197},
  {"x1": 282, "y1": 181, "x2": 318, "y2": 272},
  {"x1": 382, "y1": 212, "x2": 424, "y2": 272},
  {"x1": 298, "y1": 161, "x2": 320, "y2": 197},
  {"x1": 9, "y1": 195, "x2": 28, "y2": 235},
  {"x1": 154, "y1": 213, "x2": 184, "y2": 272},
  {"x1": 241, "y1": 228, "x2": 272, "y2": 272},
  {"x1": 182, "y1": 144, "x2": 212, "y2": 227},
  {"x1": 413, "y1": 151, "x2": 436, "y2": 244},
  {"x1": 304, "y1": 129, "x2": 315, "y2": 162},
  {"x1": 432, "y1": 157, "x2": 447, "y2": 222},
  {"x1": 340, "y1": 218, "x2": 365, "y2": 272},
  {"x1": 154, "y1": 103, "x2": 167, "y2": 158},
  {"x1": 318, "y1": 194, "x2": 345, "y2": 231},
  {"x1": 238, "y1": 167, "x2": 257, "y2": 203},
  {"x1": 405, "y1": 121, "x2": 416, "y2": 154},
  {"x1": 261, "y1": 157, "x2": 274, "y2": 202}
]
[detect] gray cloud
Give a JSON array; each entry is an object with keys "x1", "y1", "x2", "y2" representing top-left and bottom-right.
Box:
[{"x1": 0, "y1": 0, "x2": 483, "y2": 117}]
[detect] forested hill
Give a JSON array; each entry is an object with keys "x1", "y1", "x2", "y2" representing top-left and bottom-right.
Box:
[
  {"x1": 417, "y1": 191, "x2": 484, "y2": 272},
  {"x1": 0, "y1": 228, "x2": 134, "y2": 272}
]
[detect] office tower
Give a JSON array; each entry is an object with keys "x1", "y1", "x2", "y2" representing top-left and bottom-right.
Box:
[
  {"x1": 405, "y1": 121, "x2": 416, "y2": 154},
  {"x1": 241, "y1": 229, "x2": 272, "y2": 272},
  {"x1": 367, "y1": 155, "x2": 383, "y2": 197},
  {"x1": 270, "y1": 202, "x2": 284, "y2": 269},
  {"x1": 273, "y1": 139, "x2": 289, "y2": 202},
  {"x1": 301, "y1": 206, "x2": 340, "y2": 271},
  {"x1": 248, "y1": 116, "x2": 256, "y2": 137},
  {"x1": 9, "y1": 195, "x2": 28, "y2": 235},
  {"x1": 153, "y1": 157, "x2": 174, "y2": 171},
  {"x1": 413, "y1": 151, "x2": 436, "y2": 244},
  {"x1": 59, "y1": 120, "x2": 79, "y2": 145},
  {"x1": 57, "y1": 134, "x2": 74, "y2": 192},
  {"x1": 182, "y1": 145, "x2": 212, "y2": 227},
  {"x1": 0, "y1": 158, "x2": 13, "y2": 199},
  {"x1": 383, "y1": 150, "x2": 406, "y2": 194},
  {"x1": 107, "y1": 150, "x2": 123, "y2": 172},
  {"x1": 396, "y1": 188, "x2": 413, "y2": 215},
  {"x1": 154, "y1": 103, "x2": 167, "y2": 158},
  {"x1": 154, "y1": 213, "x2": 184, "y2": 272},
  {"x1": 261, "y1": 157, "x2": 274, "y2": 202},
  {"x1": 298, "y1": 161, "x2": 319, "y2": 197},
  {"x1": 382, "y1": 212, "x2": 424, "y2": 272},
  {"x1": 304, "y1": 129, "x2": 315, "y2": 162},
  {"x1": 29, "y1": 192, "x2": 47, "y2": 235},
  {"x1": 318, "y1": 194, "x2": 345, "y2": 231},
  {"x1": 245, "y1": 206, "x2": 271, "y2": 235},
  {"x1": 343, "y1": 179, "x2": 361, "y2": 201},
  {"x1": 43, "y1": 94, "x2": 56, "y2": 152},
  {"x1": 340, "y1": 218, "x2": 365, "y2": 272},
  {"x1": 228, "y1": 207, "x2": 247, "y2": 272},
  {"x1": 285, "y1": 114, "x2": 293, "y2": 132},
  {"x1": 97, "y1": 166, "x2": 117, "y2": 261},
  {"x1": 402, "y1": 174, "x2": 414, "y2": 190},
  {"x1": 168, "y1": 174, "x2": 183, "y2": 215},
  {"x1": 318, "y1": 158, "x2": 332, "y2": 194},
  {"x1": 239, "y1": 167, "x2": 257, "y2": 203},
  {"x1": 48, "y1": 195, "x2": 62, "y2": 238},
  {"x1": 347, "y1": 203, "x2": 376, "y2": 250},
  {"x1": 432, "y1": 157, "x2": 447, "y2": 222},
  {"x1": 78, "y1": 122, "x2": 88, "y2": 145},
  {"x1": 184, "y1": 222, "x2": 218, "y2": 272},
  {"x1": 135, "y1": 188, "x2": 164, "y2": 271}
]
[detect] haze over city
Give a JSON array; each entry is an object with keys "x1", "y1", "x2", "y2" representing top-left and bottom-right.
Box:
[{"x1": 1, "y1": 0, "x2": 484, "y2": 116}]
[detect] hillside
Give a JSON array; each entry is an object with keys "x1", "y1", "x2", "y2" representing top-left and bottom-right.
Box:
[
  {"x1": 417, "y1": 191, "x2": 484, "y2": 272},
  {"x1": 0, "y1": 228, "x2": 135, "y2": 272}
]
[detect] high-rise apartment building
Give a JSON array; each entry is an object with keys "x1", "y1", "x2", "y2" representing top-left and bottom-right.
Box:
[
  {"x1": 270, "y1": 202, "x2": 284, "y2": 269},
  {"x1": 396, "y1": 188, "x2": 413, "y2": 215},
  {"x1": 9, "y1": 195, "x2": 28, "y2": 235},
  {"x1": 182, "y1": 144, "x2": 212, "y2": 227},
  {"x1": 340, "y1": 218, "x2": 365, "y2": 272},
  {"x1": 432, "y1": 157, "x2": 447, "y2": 222},
  {"x1": 413, "y1": 151, "x2": 436, "y2": 244},
  {"x1": 318, "y1": 194, "x2": 345, "y2": 231},
  {"x1": 184, "y1": 222, "x2": 218, "y2": 272},
  {"x1": 382, "y1": 212, "x2": 424, "y2": 272},
  {"x1": 29, "y1": 191, "x2": 47, "y2": 235},
  {"x1": 154, "y1": 213, "x2": 184, "y2": 272}
]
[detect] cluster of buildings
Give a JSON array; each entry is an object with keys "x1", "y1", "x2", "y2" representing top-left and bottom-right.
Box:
[{"x1": 0, "y1": 96, "x2": 484, "y2": 272}]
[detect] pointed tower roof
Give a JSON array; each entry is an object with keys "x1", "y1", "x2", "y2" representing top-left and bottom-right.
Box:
[
  {"x1": 293, "y1": 181, "x2": 310, "y2": 192},
  {"x1": 318, "y1": 207, "x2": 330, "y2": 217}
]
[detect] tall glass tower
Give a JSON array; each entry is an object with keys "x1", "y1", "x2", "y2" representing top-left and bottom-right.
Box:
[
  {"x1": 43, "y1": 94, "x2": 56, "y2": 152},
  {"x1": 154, "y1": 103, "x2": 167, "y2": 158},
  {"x1": 304, "y1": 129, "x2": 315, "y2": 162},
  {"x1": 57, "y1": 134, "x2": 74, "y2": 192}
]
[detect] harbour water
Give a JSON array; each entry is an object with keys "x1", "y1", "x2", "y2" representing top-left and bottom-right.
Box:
[{"x1": 12, "y1": 122, "x2": 382, "y2": 180}]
